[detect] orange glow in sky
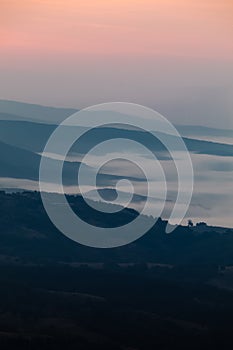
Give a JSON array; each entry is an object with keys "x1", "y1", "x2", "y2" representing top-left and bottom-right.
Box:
[
  {"x1": 1, "y1": 0, "x2": 233, "y2": 60},
  {"x1": 0, "y1": 0, "x2": 232, "y2": 115}
]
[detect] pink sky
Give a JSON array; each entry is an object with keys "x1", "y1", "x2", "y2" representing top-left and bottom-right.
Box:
[
  {"x1": 1, "y1": 0, "x2": 232, "y2": 59},
  {"x1": 0, "y1": 0, "x2": 232, "y2": 127}
]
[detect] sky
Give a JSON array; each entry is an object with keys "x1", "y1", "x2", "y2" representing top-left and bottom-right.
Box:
[{"x1": 0, "y1": 0, "x2": 233, "y2": 127}]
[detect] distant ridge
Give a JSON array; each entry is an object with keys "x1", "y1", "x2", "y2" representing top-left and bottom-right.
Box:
[
  {"x1": 0, "y1": 100, "x2": 77, "y2": 124},
  {"x1": 0, "y1": 100, "x2": 232, "y2": 139}
]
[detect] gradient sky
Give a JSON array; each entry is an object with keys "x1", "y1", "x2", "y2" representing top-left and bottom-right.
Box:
[{"x1": 0, "y1": 0, "x2": 233, "y2": 127}]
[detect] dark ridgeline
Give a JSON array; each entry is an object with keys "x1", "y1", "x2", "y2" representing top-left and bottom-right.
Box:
[{"x1": 0, "y1": 191, "x2": 233, "y2": 349}]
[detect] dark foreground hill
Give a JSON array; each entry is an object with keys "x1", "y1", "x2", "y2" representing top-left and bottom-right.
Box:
[
  {"x1": 0, "y1": 191, "x2": 232, "y2": 265},
  {"x1": 0, "y1": 191, "x2": 233, "y2": 349}
]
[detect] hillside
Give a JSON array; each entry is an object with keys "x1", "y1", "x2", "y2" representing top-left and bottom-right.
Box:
[{"x1": 0, "y1": 191, "x2": 232, "y2": 266}]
